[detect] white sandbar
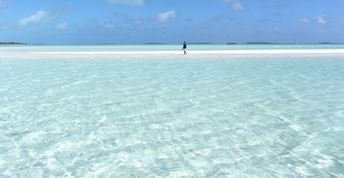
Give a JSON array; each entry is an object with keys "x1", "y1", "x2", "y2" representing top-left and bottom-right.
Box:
[{"x1": 1, "y1": 49, "x2": 344, "y2": 59}]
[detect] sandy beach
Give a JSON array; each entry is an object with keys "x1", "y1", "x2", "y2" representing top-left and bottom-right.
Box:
[{"x1": 1, "y1": 49, "x2": 344, "y2": 59}]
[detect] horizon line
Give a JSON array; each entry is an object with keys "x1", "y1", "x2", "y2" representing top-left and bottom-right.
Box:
[{"x1": 1, "y1": 42, "x2": 344, "y2": 46}]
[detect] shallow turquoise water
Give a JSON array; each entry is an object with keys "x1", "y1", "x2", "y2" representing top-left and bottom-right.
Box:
[{"x1": 0, "y1": 56, "x2": 344, "y2": 177}]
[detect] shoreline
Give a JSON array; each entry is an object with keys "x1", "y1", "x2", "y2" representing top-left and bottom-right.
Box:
[
  {"x1": 33, "y1": 49, "x2": 344, "y2": 54},
  {"x1": 1, "y1": 49, "x2": 344, "y2": 59}
]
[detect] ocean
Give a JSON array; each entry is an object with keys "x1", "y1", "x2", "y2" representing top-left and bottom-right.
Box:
[{"x1": 0, "y1": 45, "x2": 343, "y2": 177}]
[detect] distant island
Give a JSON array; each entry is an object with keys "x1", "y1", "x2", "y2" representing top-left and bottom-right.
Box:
[
  {"x1": 0, "y1": 42, "x2": 28, "y2": 45},
  {"x1": 318, "y1": 42, "x2": 337, "y2": 44}
]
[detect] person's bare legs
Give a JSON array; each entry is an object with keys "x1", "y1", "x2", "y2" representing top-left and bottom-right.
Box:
[{"x1": 184, "y1": 49, "x2": 187, "y2": 55}]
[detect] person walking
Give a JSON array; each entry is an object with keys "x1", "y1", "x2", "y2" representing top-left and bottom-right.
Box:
[{"x1": 182, "y1": 41, "x2": 187, "y2": 55}]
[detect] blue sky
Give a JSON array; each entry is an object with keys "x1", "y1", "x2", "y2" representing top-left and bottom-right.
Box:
[{"x1": 0, "y1": 0, "x2": 343, "y2": 44}]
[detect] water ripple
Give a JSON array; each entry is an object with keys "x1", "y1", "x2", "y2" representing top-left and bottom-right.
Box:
[{"x1": 0, "y1": 56, "x2": 344, "y2": 177}]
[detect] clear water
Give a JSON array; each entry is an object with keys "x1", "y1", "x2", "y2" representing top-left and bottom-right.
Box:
[
  {"x1": 0, "y1": 55, "x2": 344, "y2": 177},
  {"x1": 1, "y1": 44, "x2": 344, "y2": 52}
]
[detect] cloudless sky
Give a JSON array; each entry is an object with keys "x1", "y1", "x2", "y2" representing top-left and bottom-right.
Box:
[{"x1": 0, "y1": 0, "x2": 343, "y2": 44}]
